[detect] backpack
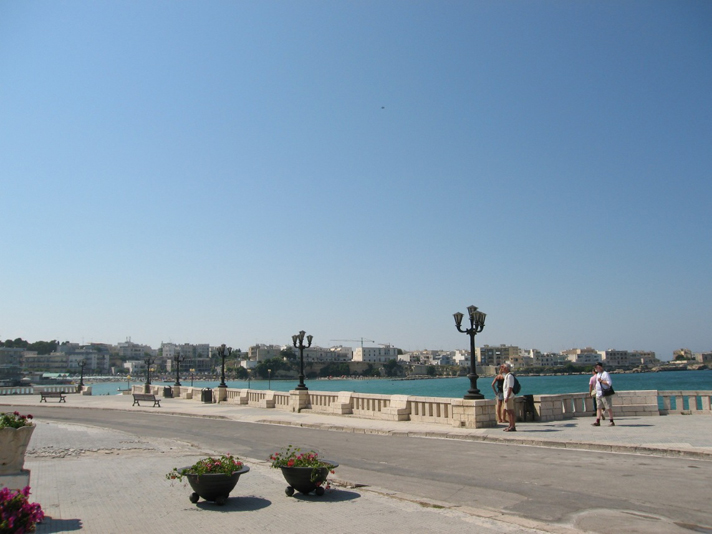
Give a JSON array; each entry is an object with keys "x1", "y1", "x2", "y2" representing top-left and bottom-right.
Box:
[{"x1": 512, "y1": 375, "x2": 521, "y2": 395}]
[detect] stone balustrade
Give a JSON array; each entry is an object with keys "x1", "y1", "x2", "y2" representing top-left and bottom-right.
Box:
[
  {"x1": 658, "y1": 390, "x2": 712, "y2": 415},
  {"x1": 0, "y1": 385, "x2": 75, "y2": 396},
  {"x1": 10, "y1": 385, "x2": 711, "y2": 427}
]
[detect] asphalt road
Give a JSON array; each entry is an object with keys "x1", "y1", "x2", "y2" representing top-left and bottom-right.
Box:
[{"x1": 27, "y1": 406, "x2": 712, "y2": 532}]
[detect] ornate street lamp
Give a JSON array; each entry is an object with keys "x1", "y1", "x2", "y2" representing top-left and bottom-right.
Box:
[
  {"x1": 292, "y1": 330, "x2": 312, "y2": 391},
  {"x1": 173, "y1": 354, "x2": 185, "y2": 386},
  {"x1": 77, "y1": 359, "x2": 87, "y2": 392},
  {"x1": 268, "y1": 368, "x2": 272, "y2": 390},
  {"x1": 216, "y1": 344, "x2": 233, "y2": 388},
  {"x1": 453, "y1": 305, "x2": 487, "y2": 399},
  {"x1": 144, "y1": 356, "x2": 155, "y2": 393},
  {"x1": 190, "y1": 368, "x2": 195, "y2": 387}
]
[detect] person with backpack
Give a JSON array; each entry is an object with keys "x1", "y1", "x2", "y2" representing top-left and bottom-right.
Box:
[{"x1": 502, "y1": 364, "x2": 517, "y2": 432}]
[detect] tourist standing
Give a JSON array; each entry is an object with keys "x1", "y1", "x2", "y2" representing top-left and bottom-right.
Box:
[
  {"x1": 592, "y1": 362, "x2": 615, "y2": 427},
  {"x1": 502, "y1": 364, "x2": 516, "y2": 432},
  {"x1": 491, "y1": 365, "x2": 508, "y2": 424}
]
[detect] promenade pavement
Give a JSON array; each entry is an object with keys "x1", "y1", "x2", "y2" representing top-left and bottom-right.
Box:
[{"x1": 2, "y1": 392, "x2": 711, "y2": 534}]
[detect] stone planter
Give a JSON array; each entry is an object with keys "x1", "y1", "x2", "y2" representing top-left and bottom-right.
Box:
[
  {"x1": 280, "y1": 461, "x2": 338, "y2": 496},
  {"x1": 0, "y1": 426, "x2": 35, "y2": 475},
  {"x1": 183, "y1": 465, "x2": 250, "y2": 505}
]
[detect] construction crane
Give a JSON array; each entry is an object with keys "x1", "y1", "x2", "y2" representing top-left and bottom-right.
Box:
[{"x1": 330, "y1": 338, "x2": 376, "y2": 350}]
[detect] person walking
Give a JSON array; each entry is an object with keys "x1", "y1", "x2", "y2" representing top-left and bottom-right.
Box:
[
  {"x1": 491, "y1": 365, "x2": 508, "y2": 425},
  {"x1": 502, "y1": 364, "x2": 516, "y2": 432},
  {"x1": 592, "y1": 362, "x2": 615, "y2": 427},
  {"x1": 589, "y1": 368, "x2": 598, "y2": 416}
]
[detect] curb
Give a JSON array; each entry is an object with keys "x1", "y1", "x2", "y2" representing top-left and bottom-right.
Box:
[{"x1": 256, "y1": 419, "x2": 712, "y2": 460}]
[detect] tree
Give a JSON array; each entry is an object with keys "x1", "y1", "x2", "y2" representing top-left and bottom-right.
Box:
[
  {"x1": 318, "y1": 362, "x2": 350, "y2": 377},
  {"x1": 426, "y1": 365, "x2": 437, "y2": 377},
  {"x1": 280, "y1": 348, "x2": 297, "y2": 361},
  {"x1": 234, "y1": 367, "x2": 249, "y2": 380},
  {"x1": 383, "y1": 359, "x2": 402, "y2": 377},
  {"x1": 255, "y1": 357, "x2": 294, "y2": 379}
]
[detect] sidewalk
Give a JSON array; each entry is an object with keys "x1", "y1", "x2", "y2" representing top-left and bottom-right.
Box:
[
  {"x1": 2, "y1": 393, "x2": 711, "y2": 534},
  {"x1": 3, "y1": 392, "x2": 712, "y2": 459},
  {"x1": 24, "y1": 420, "x2": 556, "y2": 534}
]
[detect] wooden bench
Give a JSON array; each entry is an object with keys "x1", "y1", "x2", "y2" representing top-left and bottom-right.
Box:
[
  {"x1": 132, "y1": 393, "x2": 161, "y2": 407},
  {"x1": 40, "y1": 391, "x2": 67, "y2": 403}
]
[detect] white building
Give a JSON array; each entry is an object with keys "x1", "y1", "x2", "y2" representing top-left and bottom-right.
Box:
[
  {"x1": 562, "y1": 348, "x2": 600, "y2": 366},
  {"x1": 117, "y1": 340, "x2": 156, "y2": 360},
  {"x1": 247, "y1": 344, "x2": 282, "y2": 362},
  {"x1": 303, "y1": 346, "x2": 352, "y2": 362},
  {"x1": 352, "y1": 345, "x2": 400, "y2": 363}
]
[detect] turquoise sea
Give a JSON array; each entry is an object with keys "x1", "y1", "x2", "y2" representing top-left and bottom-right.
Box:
[{"x1": 89, "y1": 370, "x2": 711, "y2": 398}]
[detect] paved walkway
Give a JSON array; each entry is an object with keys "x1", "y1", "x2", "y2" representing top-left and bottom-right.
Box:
[
  {"x1": 4, "y1": 392, "x2": 711, "y2": 459},
  {"x1": 2, "y1": 393, "x2": 711, "y2": 534}
]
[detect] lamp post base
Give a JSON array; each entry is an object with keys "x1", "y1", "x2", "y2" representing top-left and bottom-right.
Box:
[
  {"x1": 295, "y1": 384, "x2": 308, "y2": 391},
  {"x1": 463, "y1": 373, "x2": 484, "y2": 400}
]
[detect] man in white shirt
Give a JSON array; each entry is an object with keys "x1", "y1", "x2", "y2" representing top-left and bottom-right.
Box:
[
  {"x1": 502, "y1": 364, "x2": 516, "y2": 432},
  {"x1": 592, "y1": 362, "x2": 615, "y2": 427}
]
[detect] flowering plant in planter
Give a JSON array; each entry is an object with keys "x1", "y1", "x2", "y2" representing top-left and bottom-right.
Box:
[
  {"x1": 165, "y1": 454, "x2": 244, "y2": 482},
  {"x1": 269, "y1": 446, "x2": 336, "y2": 485},
  {"x1": 0, "y1": 412, "x2": 34, "y2": 429},
  {"x1": 0, "y1": 486, "x2": 44, "y2": 534}
]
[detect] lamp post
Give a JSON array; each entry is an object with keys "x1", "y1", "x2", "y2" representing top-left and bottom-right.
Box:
[
  {"x1": 173, "y1": 354, "x2": 185, "y2": 386},
  {"x1": 453, "y1": 305, "x2": 487, "y2": 400},
  {"x1": 190, "y1": 369, "x2": 195, "y2": 387},
  {"x1": 77, "y1": 359, "x2": 86, "y2": 392},
  {"x1": 268, "y1": 368, "x2": 272, "y2": 390},
  {"x1": 292, "y1": 330, "x2": 312, "y2": 391},
  {"x1": 216, "y1": 344, "x2": 233, "y2": 388},
  {"x1": 144, "y1": 356, "x2": 155, "y2": 393}
]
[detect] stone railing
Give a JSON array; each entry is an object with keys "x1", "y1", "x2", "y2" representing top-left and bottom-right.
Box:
[
  {"x1": 658, "y1": 390, "x2": 712, "y2": 415},
  {"x1": 14, "y1": 384, "x2": 708, "y2": 426},
  {"x1": 0, "y1": 385, "x2": 76, "y2": 396},
  {"x1": 0, "y1": 386, "x2": 37, "y2": 396}
]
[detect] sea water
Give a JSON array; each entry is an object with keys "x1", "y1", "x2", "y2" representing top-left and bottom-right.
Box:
[{"x1": 88, "y1": 370, "x2": 711, "y2": 398}]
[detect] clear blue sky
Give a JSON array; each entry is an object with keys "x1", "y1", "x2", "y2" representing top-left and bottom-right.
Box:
[{"x1": 2, "y1": 2, "x2": 710, "y2": 360}]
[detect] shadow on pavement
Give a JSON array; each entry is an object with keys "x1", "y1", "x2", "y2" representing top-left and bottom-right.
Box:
[
  {"x1": 195, "y1": 495, "x2": 271, "y2": 512},
  {"x1": 290, "y1": 489, "x2": 361, "y2": 502},
  {"x1": 36, "y1": 517, "x2": 83, "y2": 533}
]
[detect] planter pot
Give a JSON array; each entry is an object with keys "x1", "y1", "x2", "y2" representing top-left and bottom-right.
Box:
[
  {"x1": 0, "y1": 426, "x2": 35, "y2": 475},
  {"x1": 279, "y1": 461, "x2": 338, "y2": 496},
  {"x1": 182, "y1": 465, "x2": 250, "y2": 505}
]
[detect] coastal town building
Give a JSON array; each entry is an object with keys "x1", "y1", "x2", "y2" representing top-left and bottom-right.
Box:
[
  {"x1": 562, "y1": 347, "x2": 600, "y2": 366},
  {"x1": 247, "y1": 344, "x2": 282, "y2": 362},
  {"x1": 303, "y1": 346, "x2": 352, "y2": 362},
  {"x1": 0, "y1": 346, "x2": 24, "y2": 385},
  {"x1": 352, "y1": 345, "x2": 399, "y2": 363},
  {"x1": 532, "y1": 351, "x2": 568, "y2": 367},
  {"x1": 673, "y1": 348, "x2": 694, "y2": 361},
  {"x1": 695, "y1": 351, "x2": 712, "y2": 364},
  {"x1": 399, "y1": 350, "x2": 454, "y2": 365},
  {"x1": 117, "y1": 339, "x2": 157, "y2": 360},
  {"x1": 477, "y1": 345, "x2": 521, "y2": 367}
]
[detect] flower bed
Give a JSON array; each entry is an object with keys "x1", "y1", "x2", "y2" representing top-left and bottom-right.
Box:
[{"x1": 0, "y1": 486, "x2": 44, "y2": 534}]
